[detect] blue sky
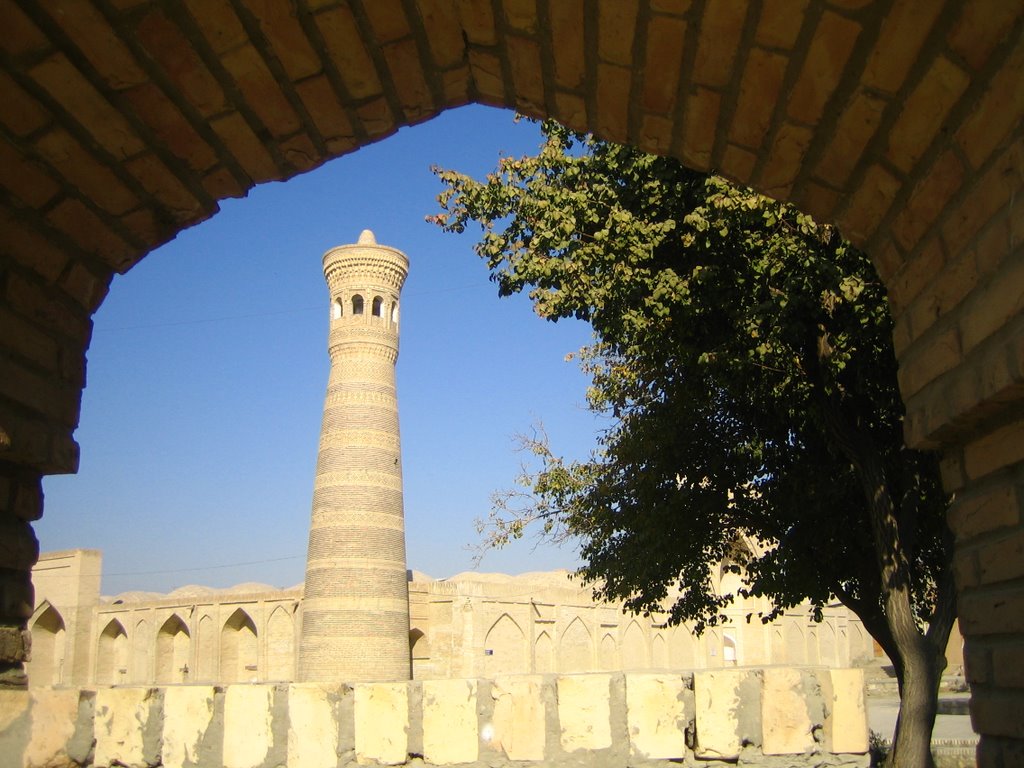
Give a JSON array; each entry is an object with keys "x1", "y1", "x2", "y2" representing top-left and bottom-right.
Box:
[{"x1": 37, "y1": 106, "x2": 604, "y2": 595}]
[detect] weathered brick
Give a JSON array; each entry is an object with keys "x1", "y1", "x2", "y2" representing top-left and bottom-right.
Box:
[
  {"x1": 280, "y1": 132, "x2": 320, "y2": 172},
  {"x1": 787, "y1": 11, "x2": 860, "y2": 126},
  {"x1": 0, "y1": 210, "x2": 70, "y2": 283},
  {"x1": 681, "y1": 87, "x2": 720, "y2": 171},
  {"x1": 598, "y1": 0, "x2": 638, "y2": 67},
  {"x1": 0, "y1": 0, "x2": 49, "y2": 57},
  {"x1": 504, "y1": 0, "x2": 538, "y2": 34},
  {"x1": 886, "y1": 236, "x2": 944, "y2": 315},
  {"x1": 639, "y1": 113, "x2": 672, "y2": 155},
  {"x1": 930, "y1": 251, "x2": 979, "y2": 323},
  {"x1": 961, "y1": 255, "x2": 1024, "y2": 353},
  {"x1": 549, "y1": 0, "x2": 585, "y2": 91},
  {"x1": 210, "y1": 111, "x2": 279, "y2": 183},
  {"x1": 29, "y1": 53, "x2": 146, "y2": 161},
  {"x1": 467, "y1": 50, "x2": 504, "y2": 105},
  {"x1": 46, "y1": 198, "x2": 135, "y2": 270},
  {"x1": 973, "y1": 208, "x2": 1016, "y2": 280},
  {"x1": 123, "y1": 83, "x2": 219, "y2": 173},
  {"x1": 814, "y1": 88, "x2": 886, "y2": 187},
  {"x1": 439, "y1": 65, "x2": 471, "y2": 107},
  {"x1": 456, "y1": 0, "x2": 496, "y2": 46},
  {"x1": 837, "y1": 163, "x2": 900, "y2": 243},
  {"x1": 118, "y1": 207, "x2": 175, "y2": 251},
  {"x1": 956, "y1": 35, "x2": 1024, "y2": 170},
  {"x1": 722, "y1": 144, "x2": 757, "y2": 185},
  {"x1": 891, "y1": 150, "x2": 964, "y2": 252},
  {"x1": 942, "y1": 141, "x2": 1020, "y2": 257},
  {"x1": 991, "y1": 645, "x2": 1024, "y2": 688},
  {"x1": 870, "y1": 237, "x2": 903, "y2": 282},
  {"x1": 0, "y1": 138, "x2": 60, "y2": 209},
  {"x1": 885, "y1": 56, "x2": 969, "y2": 174},
  {"x1": 964, "y1": 643, "x2": 991, "y2": 684},
  {"x1": 897, "y1": 324, "x2": 961, "y2": 398},
  {"x1": 556, "y1": 92, "x2": 588, "y2": 135},
  {"x1": 0, "y1": 71, "x2": 50, "y2": 137},
  {"x1": 692, "y1": 0, "x2": 746, "y2": 87},
  {"x1": 651, "y1": 0, "x2": 691, "y2": 14},
  {"x1": 964, "y1": 416, "x2": 1024, "y2": 481},
  {"x1": 755, "y1": 0, "x2": 807, "y2": 49},
  {"x1": 184, "y1": 0, "x2": 246, "y2": 55},
  {"x1": 134, "y1": 8, "x2": 227, "y2": 117},
  {"x1": 729, "y1": 47, "x2": 787, "y2": 150},
  {"x1": 363, "y1": 0, "x2": 412, "y2": 44},
  {"x1": 243, "y1": 0, "x2": 321, "y2": 81},
  {"x1": 201, "y1": 165, "x2": 245, "y2": 201},
  {"x1": 34, "y1": 128, "x2": 137, "y2": 215},
  {"x1": 40, "y1": 0, "x2": 147, "y2": 88},
  {"x1": 947, "y1": 0, "x2": 1023, "y2": 71},
  {"x1": 60, "y1": 261, "x2": 109, "y2": 312},
  {"x1": 596, "y1": 64, "x2": 630, "y2": 142},
  {"x1": 861, "y1": 0, "x2": 943, "y2": 94},
  {"x1": 953, "y1": 547, "x2": 979, "y2": 589},
  {"x1": 969, "y1": 688, "x2": 1024, "y2": 738},
  {"x1": 506, "y1": 35, "x2": 544, "y2": 115},
  {"x1": 355, "y1": 97, "x2": 394, "y2": 139},
  {"x1": 961, "y1": 589, "x2": 1024, "y2": 636},
  {"x1": 296, "y1": 76, "x2": 355, "y2": 144},
  {"x1": 315, "y1": 5, "x2": 383, "y2": 101},
  {"x1": 415, "y1": 0, "x2": 465, "y2": 70},
  {"x1": 381, "y1": 39, "x2": 435, "y2": 123},
  {"x1": 939, "y1": 450, "x2": 966, "y2": 493},
  {"x1": 758, "y1": 122, "x2": 813, "y2": 198},
  {"x1": 798, "y1": 181, "x2": 840, "y2": 225},
  {"x1": 976, "y1": 528, "x2": 1024, "y2": 586},
  {"x1": 0, "y1": 356, "x2": 73, "y2": 425},
  {"x1": 0, "y1": 308, "x2": 59, "y2": 372},
  {"x1": 642, "y1": 17, "x2": 686, "y2": 114},
  {"x1": 124, "y1": 153, "x2": 203, "y2": 221},
  {"x1": 222, "y1": 43, "x2": 303, "y2": 138}
]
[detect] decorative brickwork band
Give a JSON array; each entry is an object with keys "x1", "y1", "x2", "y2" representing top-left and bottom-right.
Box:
[{"x1": 298, "y1": 230, "x2": 411, "y2": 683}]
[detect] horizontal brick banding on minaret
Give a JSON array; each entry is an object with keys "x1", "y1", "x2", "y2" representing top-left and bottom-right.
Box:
[{"x1": 298, "y1": 230, "x2": 411, "y2": 683}]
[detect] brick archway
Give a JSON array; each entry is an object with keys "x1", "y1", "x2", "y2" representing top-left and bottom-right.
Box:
[{"x1": 0, "y1": 2, "x2": 1020, "y2": 759}]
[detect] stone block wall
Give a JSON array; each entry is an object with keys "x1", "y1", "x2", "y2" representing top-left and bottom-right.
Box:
[{"x1": 0, "y1": 668, "x2": 869, "y2": 767}]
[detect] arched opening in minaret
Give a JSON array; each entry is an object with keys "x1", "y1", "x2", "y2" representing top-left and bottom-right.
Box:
[
  {"x1": 372, "y1": 296, "x2": 383, "y2": 317},
  {"x1": 390, "y1": 302, "x2": 399, "y2": 325},
  {"x1": 332, "y1": 299, "x2": 342, "y2": 320},
  {"x1": 351, "y1": 295, "x2": 364, "y2": 315}
]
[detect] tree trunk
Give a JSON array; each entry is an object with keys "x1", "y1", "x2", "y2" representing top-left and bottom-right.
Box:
[{"x1": 886, "y1": 637, "x2": 941, "y2": 767}]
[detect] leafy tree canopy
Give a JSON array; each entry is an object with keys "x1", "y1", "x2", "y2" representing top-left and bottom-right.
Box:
[{"x1": 429, "y1": 119, "x2": 956, "y2": 767}]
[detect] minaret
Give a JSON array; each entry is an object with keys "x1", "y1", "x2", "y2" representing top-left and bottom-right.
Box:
[{"x1": 298, "y1": 230, "x2": 411, "y2": 682}]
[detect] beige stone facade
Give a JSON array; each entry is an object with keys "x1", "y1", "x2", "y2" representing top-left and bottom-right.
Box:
[{"x1": 30, "y1": 549, "x2": 876, "y2": 688}]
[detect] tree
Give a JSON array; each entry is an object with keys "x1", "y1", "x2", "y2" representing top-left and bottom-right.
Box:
[{"x1": 429, "y1": 119, "x2": 957, "y2": 768}]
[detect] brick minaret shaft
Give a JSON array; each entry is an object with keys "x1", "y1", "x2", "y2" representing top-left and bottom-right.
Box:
[{"x1": 298, "y1": 229, "x2": 410, "y2": 682}]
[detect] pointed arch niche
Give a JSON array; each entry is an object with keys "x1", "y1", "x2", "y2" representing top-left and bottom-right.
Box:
[
  {"x1": 97, "y1": 619, "x2": 128, "y2": 685},
  {"x1": 28, "y1": 604, "x2": 66, "y2": 686},
  {"x1": 221, "y1": 608, "x2": 258, "y2": 683},
  {"x1": 484, "y1": 614, "x2": 525, "y2": 677},
  {"x1": 558, "y1": 617, "x2": 592, "y2": 673},
  {"x1": 156, "y1": 614, "x2": 191, "y2": 684},
  {"x1": 266, "y1": 606, "x2": 295, "y2": 681}
]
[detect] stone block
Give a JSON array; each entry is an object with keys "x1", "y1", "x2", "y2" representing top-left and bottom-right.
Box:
[
  {"x1": 694, "y1": 669, "x2": 754, "y2": 760},
  {"x1": 288, "y1": 683, "x2": 342, "y2": 768},
  {"x1": 422, "y1": 679, "x2": 477, "y2": 764},
  {"x1": 762, "y1": 667, "x2": 815, "y2": 754},
  {"x1": 354, "y1": 682, "x2": 408, "y2": 765},
  {"x1": 223, "y1": 685, "x2": 274, "y2": 768},
  {"x1": 163, "y1": 686, "x2": 215, "y2": 768},
  {"x1": 829, "y1": 669, "x2": 868, "y2": 753},
  {"x1": 0, "y1": 689, "x2": 30, "y2": 766},
  {"x1": 24, "y1": 688, "x2": 80, "y2": 768},
  {"x1": 489, "y1": 676, "x2": 545, "y2": 761},
  {"x1": 558, "y1": 674, "x2": 612, "y2": 752},
  {"x1": 625, "y1": 673, "x2": 686, "y2": 759},
  {"x1": 94, "y1": 687, "x2": 159, "y2": 768}
]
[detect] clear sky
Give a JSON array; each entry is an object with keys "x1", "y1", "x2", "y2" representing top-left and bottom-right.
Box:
[{"x1": 37, "y1": 106, "x2": 605, "y2": 595}]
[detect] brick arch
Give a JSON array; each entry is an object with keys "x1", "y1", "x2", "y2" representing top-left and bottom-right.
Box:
[{"x1": 0, "y1": 2, "x2": 1021, "y2": 758}]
